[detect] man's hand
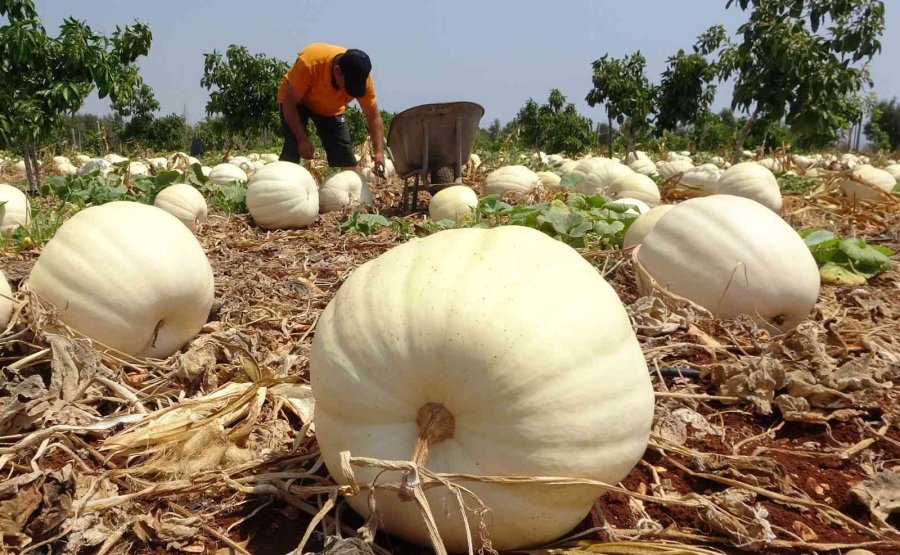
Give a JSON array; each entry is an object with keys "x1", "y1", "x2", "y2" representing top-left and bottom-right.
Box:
[
  {"x1": 373, "y1": 152, "x2": 386, "y2": 177},
  {"x1": 298, "y1": 137, "x2": 315, "y2": 160}
]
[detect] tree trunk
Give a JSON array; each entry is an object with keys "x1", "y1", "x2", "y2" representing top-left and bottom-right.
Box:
[
  {"x1": 607, "y1": 113, "x2": 613, "y2": 158},
  {"x1": 855, "y1": 118, "x2": 863, "y2": 151},
  {"x1": 25, "y1": 144, "x2": 41, "y2": 195},
  {"x1": 22, "y1": 145, "x2": 35, "y2": 195},
  {"x1": 732, "y1": 110, "x2": 759, "y2": 164}
]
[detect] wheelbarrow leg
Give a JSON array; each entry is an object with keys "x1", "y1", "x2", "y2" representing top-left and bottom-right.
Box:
[
  {"x1": 401, "y1": 177, "x2": 410, "y2": 213},
  {"x1": 455, "y1": 117, "x2": 463, "y2": 182}
]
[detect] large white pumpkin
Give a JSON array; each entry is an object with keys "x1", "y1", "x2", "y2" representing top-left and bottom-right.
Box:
[
  {"x1": 576, "y1": 162, "x2": 634, "y2": 196},
  {"x1": 679, "y1": 163, "x2": 722, "y2": 194},
  {"x1": 656, "y1": 159, "x2": 694, "y2": 179},
  {"x1": 606, "y1": 173, "x2": 661, "y2": 207},
  {"x1": 310, "y1": 225, "x2": 654, "y2": 552},
  {"x1": 623, "y1": 204, "x2": 676, "y2": 249},
  {"x1": 319, "y1": 170, "x2": 372, "y2": 213},
  {"x1": 0, "y1": 269, "x2": 13, "y2": 330},
  {"x1": 884, "y1": 164, "x2": 900, "y2": 182},
  {"x1": 0, "y1": 184, "x2": 29, "y2": 238},
  {"x1": 484, "y1": 165, "x2": 541, "y2": 195},
  {"x1": 536, "y1": 171, "x2": 562, "y2": 189},
  {"x1": 153, "y1": 184, "x2": 209, "y2": 231},
  {"x1": 208, "y1": 163, "x2": 248, "y2": 186},
  {"x1": 246, "y1": 161, "x2": 319, "y2": 229},
  {"x1": 717, "y1": 162, "x2": 783, "y2": 212},
  {"x1": 629, "y1": 157, "x2": 659, "y2": 177},
  {"x1": 28, "y1": 202, "x2": 214, "y2": 358},
  {"x1": 840, "y1": 165, "x2": 896, "y2": 201},
  {"x1": 636, "y1": 195, "x2": 820, "y2": 333},
  {"x1": 428, "y1": 185, "x2": 478, "y2": 223}
]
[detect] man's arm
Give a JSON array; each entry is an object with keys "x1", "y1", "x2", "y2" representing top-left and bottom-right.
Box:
[
  {"x1": 282, "y1": 82, "x2": 315, "y2": 159},
  {"x1": 360, "y1": 101, "x2": 385, "y2": 169}
]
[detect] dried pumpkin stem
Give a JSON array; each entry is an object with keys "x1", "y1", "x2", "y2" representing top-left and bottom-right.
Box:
[{"x1": 412, "y1": 402, "x2": 455, "y2": 467}]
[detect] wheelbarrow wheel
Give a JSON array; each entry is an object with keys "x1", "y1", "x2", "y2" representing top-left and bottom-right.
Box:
[{"x1": 430, "y1": 165, "x2": 455, "y2": 185}]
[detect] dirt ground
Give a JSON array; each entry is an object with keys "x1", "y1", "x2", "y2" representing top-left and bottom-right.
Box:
[{"x1": 1, "y1": 167, "x2": 899, "y2": 555}]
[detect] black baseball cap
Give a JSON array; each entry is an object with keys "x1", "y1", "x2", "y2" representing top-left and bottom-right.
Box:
[{"x1": 338, "y1": 49, "x2": 372, "y2": 98}]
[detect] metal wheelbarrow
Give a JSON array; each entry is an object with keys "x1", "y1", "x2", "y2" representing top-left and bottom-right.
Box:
[{"x1": 385, "y1": 101, "x2": 485, "y2": 212}]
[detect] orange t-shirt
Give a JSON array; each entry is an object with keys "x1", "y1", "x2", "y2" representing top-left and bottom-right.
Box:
[{"x1": 277, "y1": 43, "x2": 377, "y2": 116}]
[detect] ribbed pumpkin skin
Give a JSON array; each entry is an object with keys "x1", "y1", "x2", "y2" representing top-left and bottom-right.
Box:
[
  {"x1": 28, "y1": 201, "x2": 215, "y2": 358},
  {"x1": 606, "y1": 173, "x2": 661, "y2": 206},
  {"x1": 0, "y1": 270, "x2": 13, "y2": 330},
  {"x1": 208, "y1": 163, "x2": 248, "y2": 186},
  {"x1": 428, "y1": 185, "x2": 478, "y2": 222},
  {"x1": 484, "y1": 165, "x2": 541, "y2": 195},
  {"x1": 0, "y1": 183, "x2": 29, "y2": 237},
  {"x1": 840, "y1": 165, "x2": 896, "y2": 201},
  {"x1": 319, "y1": 170, "x2": 371, "y2": 213},
  {"x1": 717, "y1": 162, "x2": 783, "y2": 212},
  {"x1": 636, "y1": 195, "x2": 820, "y2": 334},
  {"x1": 153, "y1": 184, "x2": 208, "y2": 231},
  {"x1": 246, "y1": 162, "x2": 319, "y2": 229},
  {"x1": 311, "y1": 225, "x2": 654, "y2": 552},
  {"x1": 623, "y1": 204, "x2": 675, "y2": 249}
]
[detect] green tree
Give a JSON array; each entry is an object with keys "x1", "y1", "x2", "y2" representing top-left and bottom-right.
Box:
[
  {"x1": 586, "y1": 52, "x2": 656, "y2": 156},
  {"x1": 707, "y1": 0, "x2": 886, "y2": 162},
  {"x1": 655, "y1": 27, "x2": 725, "y2": 136},
  {"x1": 200, "y1": 44, "x2": 289, "y2": 149},
  {"x1": 0, "y1": 0, "x2": 152, "y2": 192},
  {"x1": 865, "y1": 97, "x2": 900, "y2": 151},
  {"x1": 114, "y1": 80, "x2": 160, "y2": 149},
  {"x1": 513, "y1": 89, "x2": 595, "y2": 156}
]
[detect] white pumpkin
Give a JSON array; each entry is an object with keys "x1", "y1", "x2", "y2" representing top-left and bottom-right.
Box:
[
  {"x1": 717, "y1": 162, "x2": 783, "y2": 212},
  {"x1": 319, "y1": 170, "x2": 373, "y2": 213},
  {"x1": 608, "y1": 197, "x2": 651, "y2": 215},
  {"x1": 656, "y1": 160, "x2": 694, "y2": 179},
  {"x1": 227, "y1": 155, "x2": 251, "y2": 167},
  {"x1": 606, "y1": 173, "x2": 661, "y2": 207},
  {"x1": 546, "y1": 154, "x2": 565, "y2": 167},
  {"x1": 209, "y1": 163, "x2": 248, "y2": 186},
  {"x1": 147, "y1": 157, "x2": 168, "y2": 169},
  {"x1": 78, "y1": 158, "x2": 113, "y2": 176},
  {"x1": 636, "y1": 195, "x2": 820, "y2": 333},
  {"x1": 128, "y1": 161, "x2": 150, "y2": 176},
  {"x1": 757, "y1": 158, "x2": 783, "y2": 172},
  {"x1": 28, "y1": 201, "x2": 214, "y2": 358},
  {"x1": 0, "y1": 184, "x2": 29, "y2": 238},
  {"x1": 629, "y1": 157, "x2": 659, "y2": 177},
  {"x1": 310, "y1": 225, "x2": 654, "y2": 552},
  {"x1": 577, "y1": 163, "x2": 634, "y2": 196},
  {"x1": 536, "y1": 171, "x2": 562, "y2": 189},
  {"x1": 484, "y1": 165, "x2": 541, "y2": 195},
  {"x1": 74, "y1": 154, "x2": 92, "y2": 165},
  {"x1": 103, "y1": 153, "x2": 128, "y2": 165},
  {"x1": 428, "y1": 185, "x2": 478, "y2": 223},
  {"x1": 623, "y1": 204, "x2": 676, "y2": 249},
  {"x1": 884, "y1": 164, "x2": 900, "y2": 181},
  {"x1": 557, "y1": 160, "x2": 578, "y2": 176},
  {"x1": 153, "y1": 184, "x2": 208, "y2": 231},
  {"x1": 840, "y1": 165, "x2": 896, "y2": 201},
  {"x1": 246, "y1": 161, "x2": 319, "y2": 229},
  {"x1": 679, "y1": 163, "x2": 722, "y2": 193},
  {"x1": 0, "y1": 270, "x2": 13, "y2": 330},
  {"x1": 261, "y1": 153, "x2": 280, "y2": 164}
]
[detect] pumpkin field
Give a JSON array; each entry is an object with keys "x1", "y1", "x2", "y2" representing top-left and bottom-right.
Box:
[{"x1": 0, "y1": 145, "x2": 899, "y2": 555}]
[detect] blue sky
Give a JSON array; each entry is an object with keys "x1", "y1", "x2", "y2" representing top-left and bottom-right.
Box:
[{"x1": 30, "y1": 0, "x2": 900, "y2": 127}]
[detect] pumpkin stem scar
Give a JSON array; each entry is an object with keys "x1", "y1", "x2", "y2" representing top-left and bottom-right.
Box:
[{"x1": 412, "y1": 402, "x2": 455, "y2": 468}]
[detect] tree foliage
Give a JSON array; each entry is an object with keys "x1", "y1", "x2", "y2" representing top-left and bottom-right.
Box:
[
  {"x1": 200, "y1": 44, "x2": 289, "y2": 147},
  {"x1": 0, "y1": 0, "x2": 152, "y2": 191},
  {"x1": 708, "y1": 0, "x2": 886, "y2": 161},
  {"x1": 865, "y1": 97, "x2": 900, "y2": 151},
  {"x1": 655, "y1": 27, "x2": 725, "y2": 135},
  {"x1": 586, "y1": 52, "x2": 656, "y2": 155},
  {"x1": 513, "y1": 89, "x2": 595, "y2": 156}
]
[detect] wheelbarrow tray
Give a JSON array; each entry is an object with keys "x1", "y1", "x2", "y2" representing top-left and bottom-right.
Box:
[{"x1": 386, "y1": 101, "x2": 485, "y2": 180}]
